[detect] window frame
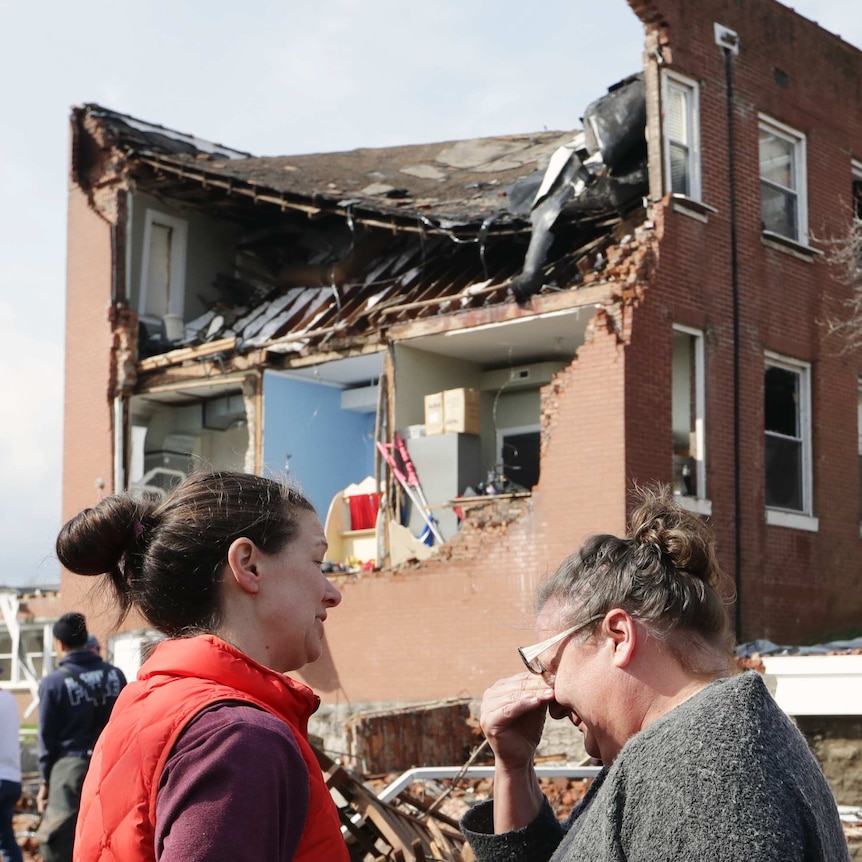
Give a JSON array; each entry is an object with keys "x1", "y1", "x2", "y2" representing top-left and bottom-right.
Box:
[
  {"x1": 764, "y1": 352, "x2": 816, "y2": 529},
  {"x1": 857, "y1": 378, "x2": 862, "y2": 534},
  {"x1": 662, "y1": 70, "x2": 702, "y2": 202},
  {"x1": 852, "y1": 159, "x2": 862, "y2": 221},
  {"x1": 138, "y1": 208, "x2": 189, "y2": 321},
  {"x1": 758, "y1": 114, "x2": 808, "y2": 245},
  {"x1": 672, "y1": 325, "x2": 710, "y2": 515},
  {"x1": 0, "y1": 621, "x2": 56, "y2": 690}
]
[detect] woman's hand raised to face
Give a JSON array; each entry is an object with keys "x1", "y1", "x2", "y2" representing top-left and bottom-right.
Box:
[{"x1": 479, "y1": 672, "x2": 556, "y2": 772}]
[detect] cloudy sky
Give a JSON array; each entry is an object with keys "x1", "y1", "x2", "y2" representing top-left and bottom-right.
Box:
[{"x1": 0, "y1": 0, "x2": 859, "y2": 588}]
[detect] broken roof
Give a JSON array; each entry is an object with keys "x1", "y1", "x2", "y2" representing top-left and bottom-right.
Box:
[
  {"x1": 77, "y1": 103, "x2": 577, "y2": 228},
  {"x1": 72, "y1": 85, "x2": 649, "y2": 377}
]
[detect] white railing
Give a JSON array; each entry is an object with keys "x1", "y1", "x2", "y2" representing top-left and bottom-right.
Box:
[{"x1": 378, "y1": 764, "x2": 601, "y2": 803}]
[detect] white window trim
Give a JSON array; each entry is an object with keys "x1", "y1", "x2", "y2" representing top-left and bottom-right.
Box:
[
  {"x1": 852, "y1": 160, "x2": 862, "y2": 220},
  {"x1": 662, "y1": 71, "x2": 702, "y2": 202},
  {"x1": 765, "y1": 509, "x2": 819, "y2": 532},
  {"x1": 758, "y1": 114, "x2": 808, "y2": 245},
  {"x1": 857, "y1": 378, "x2": 862, "y2": 533},
  {"x1": 761, "y1": 231, "x2": 822, "y2": 261},
  {"x1": 678, "y1": 496, "x2": 713, "y2": 516},
  {"x1": 671, "y1": 194, "x2": 717, "y2": 224},
  {"x1": 139, "y1": 209, "x2": 188, "y2": 319},
  {"x1": 0, "y1": 621, "x2": 56, "y2": 691},
  {"x1": 672, "y1": 324, "x2": 709, "y2": 507},
  {"x1": 764, "y1": 351, "x2": 814, "y2": 521}
]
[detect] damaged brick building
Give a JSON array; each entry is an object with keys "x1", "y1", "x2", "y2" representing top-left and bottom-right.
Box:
[{"x1": 62, "y1": 0, "x2": 862, "y2": 715}]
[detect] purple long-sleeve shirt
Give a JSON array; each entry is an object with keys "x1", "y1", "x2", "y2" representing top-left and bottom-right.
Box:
[{"x1": 155, "y1": 702, "x2": 311, "y2": 861}]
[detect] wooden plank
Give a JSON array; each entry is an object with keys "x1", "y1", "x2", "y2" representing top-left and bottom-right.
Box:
[
  {"x1": 137, "y1": 336, "x2": 238, "y2": 370},
  {"x1": 313, "y1": 744, "x2": 467, "y2": 862}
]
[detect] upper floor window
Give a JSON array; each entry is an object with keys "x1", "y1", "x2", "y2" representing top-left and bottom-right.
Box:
[
  {"x1": 672, "y1": 325, "x2": 708, "y2": 512},
  {"x1": 852, "y1": 159, "x2": 862, "y2": 221},
  {"x1": 663, "y1": 72, "x2": 701, "y2": 201},
  {"x1": 759, "y1": 116, "x2": 807, "y2": 243},
  {"x1": 764, "y1": 353, "x2": 813, "y2": 517},
  {"x1": 139, "y1": 209, "x2": 188, "y2": 322},
  {"x1": 857, "y1": 379, "x2": 862, "y2": 524}
]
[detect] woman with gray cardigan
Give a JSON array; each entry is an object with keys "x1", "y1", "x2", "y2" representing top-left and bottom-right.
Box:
[{"x1": 461, "y1": 486, "x2": 849, "y2": 862}]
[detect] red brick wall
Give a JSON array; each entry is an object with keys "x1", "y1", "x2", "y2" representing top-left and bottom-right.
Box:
[
  {"x1": 311, "y1": 0, "x2": 862, "y2": 703},
  {"x1": 628, "y1": 0, "x2": 862, "y2": 641},
  {"x1": 61, "y1": 186, "x2": 117, "y2": 623},
  {"x1": 63, "y1": 0, "x2": 862, "y2": 707},
  {"x1": 303, "y1": 322, "x2": 630, "y2": 704}
]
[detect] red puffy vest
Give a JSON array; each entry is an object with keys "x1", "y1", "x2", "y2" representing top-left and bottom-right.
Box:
[{"x1": 74, "y1": 636, "x2": 348, "y2": 862}]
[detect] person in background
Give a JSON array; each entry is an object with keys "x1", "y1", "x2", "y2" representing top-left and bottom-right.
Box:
[
  {"x1": 36, "y1": 613, "x2": 126, "y2": 862},
  {"x1": 85, "y1": 635, "x2": 100, "y2": 657},
  {"x1": 0, "y1": 688, "x2": 22, "y2": 862},
  {"x1": 56, "y1": 470, "x2": 349, "y2": 862},
  {"x1": 461, "y1": 485, "x2": 849, "y2": 862}
]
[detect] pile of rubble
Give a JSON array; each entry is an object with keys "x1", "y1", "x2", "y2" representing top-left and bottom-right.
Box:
[
  {"x1": 10, "y1": 748, "x2": 859, "y2": 860},
  {"x1": 735, "y1": 636, "x2": 862, "y2": 670},
  {"x1": 14, "y1": 781, "x2": 43, "y2": 862}
]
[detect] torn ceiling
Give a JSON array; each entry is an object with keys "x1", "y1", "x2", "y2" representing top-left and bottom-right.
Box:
[{"x1": 71, "y1": 73, "x2": 648, "y2": 385}]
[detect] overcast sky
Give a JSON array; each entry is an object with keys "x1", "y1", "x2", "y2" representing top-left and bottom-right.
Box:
[{"x1": 0, "y1": 0, "x2": 859, "y2": 588}]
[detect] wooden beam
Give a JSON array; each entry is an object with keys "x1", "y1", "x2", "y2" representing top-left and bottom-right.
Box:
[
  {"x1": 386, "y1": 280, "x2": 614, "y2": 341},
  {"x1": 137, "y1": 337, "x2": 238, "y2": 371}
]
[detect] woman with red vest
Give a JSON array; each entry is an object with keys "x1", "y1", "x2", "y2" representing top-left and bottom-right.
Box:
[{"x1": 55, "y1": 471, "x2": 349, "y2": 862}]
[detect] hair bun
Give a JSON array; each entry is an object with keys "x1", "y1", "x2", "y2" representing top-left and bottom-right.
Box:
[
  {"x1": 629, "y1": 487, "x2": 718, "y2": 587},
  {"x1": 56, "y1": 495, "x2": 148, "y2": 577}
]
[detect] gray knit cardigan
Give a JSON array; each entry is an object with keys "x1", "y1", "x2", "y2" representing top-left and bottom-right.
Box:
[{"x1": 461, "y1": 672, "x2": 849, "y2": 862}]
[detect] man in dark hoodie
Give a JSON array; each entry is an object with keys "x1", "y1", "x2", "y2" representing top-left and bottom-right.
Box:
[{"x1": 36, "y1": 612, "x2": 126, "y2": 862}]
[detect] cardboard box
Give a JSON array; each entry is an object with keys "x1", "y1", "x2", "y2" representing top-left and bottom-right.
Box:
[
  {"x1": 443, "y1": 387, "x2": 481, "y2": 435},
  {"x1": 424, "y1": 392, "x2": 444, "y2": 435}
]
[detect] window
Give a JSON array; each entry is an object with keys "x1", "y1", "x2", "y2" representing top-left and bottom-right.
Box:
[
  {"x1": 663, "y1": 72, "x2": 701, "y2": 200},
  {"x1": 139, "y1": 209, "x2": 188, "y2": 321},
  {"x1": 759, "y1": 116, "x2": 807, "y2": 243},
  {"x1": 852, "y1": 160, "x2": 862, "y2": 221},
  {"x1": 858, "y1": 380, "x2": 862, "y2": 524},
  {"x1": 0, "y1": 622, "x2": 55, "y2": 688},
  {"x1": 672, "y1": 326, "x2": 708, "y2": 511},
  {"x1": 497, "y1": 426, "x2": 540, "y2": 491},
  {"x1": 764, "y1": 354, "x2": 812, "y2": 516}
]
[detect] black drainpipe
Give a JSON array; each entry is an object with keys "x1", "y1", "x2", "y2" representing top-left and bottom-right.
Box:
[{"x1": 723, "y1": 46, "x2": 743, "y2": 642}]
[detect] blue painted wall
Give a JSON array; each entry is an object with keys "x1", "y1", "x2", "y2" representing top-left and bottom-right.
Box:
[{"x1": 262, "y1": 372, "x2": 375, "y2": 518}]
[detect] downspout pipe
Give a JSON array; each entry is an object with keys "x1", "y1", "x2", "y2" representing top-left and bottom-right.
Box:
[
  {"x1": 723, "y1": 45, "x2": 743, "y2": 641},
  {"x1": 111, "y1": 206, "x2": 127, "y2": 493}
]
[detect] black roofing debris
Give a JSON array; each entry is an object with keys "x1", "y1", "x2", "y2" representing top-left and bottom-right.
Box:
[
  {"x1": 509, "y1": 74, "x2": 647, "y2": 303},
  {"x1": 736, "y1": 637, "x2": 862, "y2": 658},
  {"x1": 74, "y1": 74, "x2": 648, "y2": 363}
]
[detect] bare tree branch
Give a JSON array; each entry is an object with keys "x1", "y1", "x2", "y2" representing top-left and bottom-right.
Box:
[{"x1": 821, "y1": 216, "x2": 862, "y2": 355}]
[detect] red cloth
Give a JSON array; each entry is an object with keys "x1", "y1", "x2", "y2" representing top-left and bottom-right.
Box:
[{"x1": 348, "y1": 493, "x2": 379, "y2": 530}]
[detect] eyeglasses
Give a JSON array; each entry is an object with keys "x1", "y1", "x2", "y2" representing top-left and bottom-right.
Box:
[{"x1": 518, "y1": 615, "x2": 605, "y2": 681}]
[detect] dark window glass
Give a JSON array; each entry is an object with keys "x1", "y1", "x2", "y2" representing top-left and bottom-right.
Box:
[
  {"x1": 765, "y1": 365, "x2": 803, "y2": 511},
  {"x1": 765, "y1": 367, "x2": 799, "y2": 436},
  {"x1": 501, "y1": 432, "x2": 540, "y2": 490},
  {"x1": 765, "y1": 436, "x2": 802, "y2": 510}
]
